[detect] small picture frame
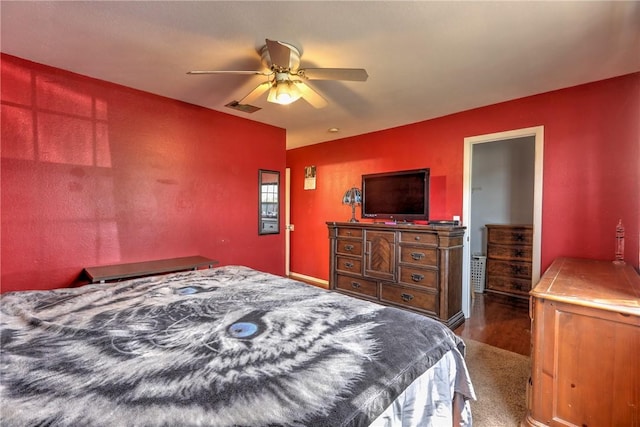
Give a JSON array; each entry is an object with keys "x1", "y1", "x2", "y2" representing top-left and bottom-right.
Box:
[{"x1": 304, "y1": 165, "x2": 316, "y2": 190}]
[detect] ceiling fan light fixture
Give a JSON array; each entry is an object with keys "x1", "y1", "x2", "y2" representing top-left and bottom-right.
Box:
[
  {"x1": 188, "y1": 39, "x2": 366, "y2": 109},
  {"x1": 268, "y1": 80, "x2": 302, "y2": 105}
]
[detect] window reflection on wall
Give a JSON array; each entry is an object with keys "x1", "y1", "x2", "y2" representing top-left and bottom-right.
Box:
[{"x1": 1, "y1": 57, "x2": 120, "y2": 282}]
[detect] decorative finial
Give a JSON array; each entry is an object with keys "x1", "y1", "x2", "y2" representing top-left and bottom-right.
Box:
[{"x1": 613, "y1": 219, "x2": 625, "y2": 265}]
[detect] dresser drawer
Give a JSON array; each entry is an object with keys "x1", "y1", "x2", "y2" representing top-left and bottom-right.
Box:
[
  {"x1": 398, "y1": 266, "x2": 437, "y2": 289},
  {"x1": 336, "y1": 256, "x2": 362, "y2": 275},
  {"x1": 335, "y1": 274, "x2": 378, "y2": 298},
  {"x1": 336, "y1": 239, "x2": 363, "y2": 256},
  {"x1": 487, "y1": 226, "x2": 533, "y2": 245},
  {"x1": 399, "y1": 231, "x2": 437, "y2": 246},
  {"x1": 486, "y1": 275, "x2": 531, "y2": 295},
  {"x1": 399, "y1": 246, "x2": 437, "y2": 267},
  {"x1": 337, "y1": 228, "x2": 363, "y2": 238},
  {"x1": 487, "y1": 243, "x2": 532, "y2": 262},
  {"x1": 380, "y1": 283, "x2": 438, "y2": 314},
  {"x1": 487, "y1": 258, "x2": 532, "y2": 280}
]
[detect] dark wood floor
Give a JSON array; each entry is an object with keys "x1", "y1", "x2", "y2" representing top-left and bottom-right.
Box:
[{"x1": 454, "y1": 293, "x2": 531, "y2": 356}]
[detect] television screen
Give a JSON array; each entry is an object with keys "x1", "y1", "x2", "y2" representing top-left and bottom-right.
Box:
[{"x1": 361, "y1": 168, "x2": 430, "y2": 221}]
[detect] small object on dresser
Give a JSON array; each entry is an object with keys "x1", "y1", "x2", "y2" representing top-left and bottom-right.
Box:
[
  {"x1": 342, "y1": 187, "x2": 362, "y2": 223},
  {"x1": 613, "y1": 219, "x2": 625, "y2": 265},
  {"x1": 430, "y1": 219, "x2": 459, "y2": 226}
]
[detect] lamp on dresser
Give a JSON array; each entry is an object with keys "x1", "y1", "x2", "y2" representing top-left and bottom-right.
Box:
[{"x1": 342, "y1": 187, "x2": 362, "y2": 222}]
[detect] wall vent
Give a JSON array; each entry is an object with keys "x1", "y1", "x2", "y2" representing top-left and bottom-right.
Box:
[{"x1": 225, "y1": 101, "x2": 261, "y2": 114}]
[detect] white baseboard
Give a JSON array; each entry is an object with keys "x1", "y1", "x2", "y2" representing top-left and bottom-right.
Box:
[{"x1": 289, "y1": 272, "x2": 329, "y2": 289}]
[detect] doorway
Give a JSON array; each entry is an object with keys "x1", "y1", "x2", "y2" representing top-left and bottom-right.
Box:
[{"x1": 461, "y1": 126, "x2": 544, "y2": 318}]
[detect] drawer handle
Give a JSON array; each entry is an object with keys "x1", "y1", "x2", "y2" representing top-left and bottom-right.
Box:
[
  {"x1": 411, "y1": 273, "x2": 425, "y2": 282},
  {"x1": 513, "y1": 282, "x2": 523, "y2": 291},
  {"x1": 344, "y1": 262, "x2": 354, "y2": 269},
  {"x1": 411, "y1": 252, "x2": 425, "y2": 261},
  {"x1": 514, "y1": 249, "x2": 525, "y2": 258},
  {"x1": 401, "y1": 293, "x2": 414, "y2": 302},
  {"x1": 513, "y1": 233, "x2": 525, "y2": 242},
  {"x1": 346, "y1": 231, "x2": 352, "y2": 236},
  {"x1": 511, "y1": 265, "x2": 525, "y2": 275},
  {"x1": 414, "y1": 236, "x2": 421, "y2": 241},
  {"x1": 344, "y1": 244, "x2": 354, "y2": 252},
  {"x1": 351, "y1": 282, "x2": 361, "y2": 289}
]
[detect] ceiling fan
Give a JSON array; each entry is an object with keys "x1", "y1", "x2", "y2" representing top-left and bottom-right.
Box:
[{"x1": 187, "y1": 39, "x2": 368, "y2": 109}]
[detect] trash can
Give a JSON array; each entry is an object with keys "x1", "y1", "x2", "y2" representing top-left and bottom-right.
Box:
[{"x1": 471, "y1": 255, "x2": 486, "y2": 293}]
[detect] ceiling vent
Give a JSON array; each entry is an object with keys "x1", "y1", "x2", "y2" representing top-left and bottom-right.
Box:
[{"x1": 225, "y1": 101, "x2": 261, "y2": 114}]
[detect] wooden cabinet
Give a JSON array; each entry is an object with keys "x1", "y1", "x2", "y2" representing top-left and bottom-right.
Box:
[
  {"x1": 364, "y1": 229, "x2": 396, "y2": 280},
  {"x1": 524, "y1": 257, "x2": 640, "y2": 427},
  {"x1": 327, "y1": 222, "x2": 465, "y2": 329},
  {"x1": 485, "y1": 224, "x2": 533, "y2": 298}
]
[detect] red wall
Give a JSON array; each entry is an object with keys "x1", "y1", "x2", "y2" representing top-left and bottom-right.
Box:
[
  {"x1": 287, "y1": 73, "x2": 640, "y2": 281},
  {"x1": 1, "y1": 54, "x2": 286, "y2": 293}
]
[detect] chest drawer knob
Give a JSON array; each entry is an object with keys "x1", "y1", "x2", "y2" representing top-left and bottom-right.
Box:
[
  {"x1": 511, "y1": 265, "x2": 525, "y2": 275},
  {"x1": 514, "y1": 249, "x2": 525, "y2": 258},
  {"x1": 344, "y1": 244, "x2": 354, "y2": 252},
  {"x1": 401, "y1": 293, "x2": 414, "y2": 302},
  {"x1": 351, "y1": 281, "x2": 361, "y2": 289},
  {"x1": 344, "y1": 262, "x2": 354, "y2": 269},
  {"x1": 411, "y1": 273, "x2": 425, "y2": 282},
  {"x1": 411, "y1": 252, "x2": 425, "y2": 261},
  {"x1": 414, "y1": 236, "x2": 421, "y2": 241},
  {"x1": 513, "y1": 232, "x2": 525, "y2": 242}
]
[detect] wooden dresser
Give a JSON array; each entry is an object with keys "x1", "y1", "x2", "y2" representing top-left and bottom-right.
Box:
[
  {"x1": 327, "y1": 222, "x2": 465, "y2": 329},
  {"x1": 524, "y1": 257, "x2": 640, "y2": 427},
  {"x1": 485, "y1": 224, "x2": 533, "y2": 299}
]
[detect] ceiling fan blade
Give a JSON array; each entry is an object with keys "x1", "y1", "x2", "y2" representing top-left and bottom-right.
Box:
[
  {"x1": 239, "y1": 81, "x2": 271, "y2": 104},
  {"x1": 265, "y1": 39, "x2": 293, "y2": 69},
  {"x1": 298, "y1": 68, "x2": 368, "y2": 81},
  {"x1": 187, "y1": 70, "x2": 271, "y2": 76},
  {"x1": 293, "y1": 81, "x2": 328, "y2": 109}
]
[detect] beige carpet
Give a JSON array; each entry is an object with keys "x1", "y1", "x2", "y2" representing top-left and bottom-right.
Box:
[{"x1": 463, "y1": 339, "x2": 531, "y2": 426}]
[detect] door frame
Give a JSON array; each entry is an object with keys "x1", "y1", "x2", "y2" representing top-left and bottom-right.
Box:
[
  {"x1": 461, "y1": 126, "x2": 544, "y2": 317},
  {"x1": 285, "y1": 167, "x2": 291, "y2": 276}
]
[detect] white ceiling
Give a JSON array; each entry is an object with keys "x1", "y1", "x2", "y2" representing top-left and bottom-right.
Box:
[{"x1": 2, "y1": 1, "x2": 639, "y2": 149}]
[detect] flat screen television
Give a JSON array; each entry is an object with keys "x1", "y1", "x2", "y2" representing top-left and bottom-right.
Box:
[{"x1": 361, "y1": 168, "x2": 430, "y2": 222}]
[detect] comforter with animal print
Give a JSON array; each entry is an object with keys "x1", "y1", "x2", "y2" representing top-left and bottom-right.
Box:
[{"x1": 0, "y1": 265, "x2": 474, "y2": 426}]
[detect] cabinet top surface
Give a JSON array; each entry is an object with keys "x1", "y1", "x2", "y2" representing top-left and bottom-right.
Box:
[
  {"x1": 485, "y1": 224, "x2": 533, "y2": 229},
  {"x1": 531, "y1": 257, "x2": 640, "y2": 315},
  {"x1": 326, "y1": 221, "x2": 465, "y2": 232}
]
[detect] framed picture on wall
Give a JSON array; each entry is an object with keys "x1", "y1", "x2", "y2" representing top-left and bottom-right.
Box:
[{"x1": 304, "y1": 165, "x2": 316, "y2": 190}]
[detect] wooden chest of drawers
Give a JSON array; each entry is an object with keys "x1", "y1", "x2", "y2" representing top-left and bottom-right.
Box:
[
  {"x1": 485, "y1": 224, "x2": 533, "y2": 298},
  {"x1": 524, "y1": 258, "x2": 640, "y2": 426},
  {"x1": 327, "y1": 222, "x2": 466, "y2": 329}
]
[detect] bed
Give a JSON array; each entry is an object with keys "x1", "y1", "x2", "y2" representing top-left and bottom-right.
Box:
[{"x1": 0, "y1": 265, "x2": 475, "y2": 426}]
